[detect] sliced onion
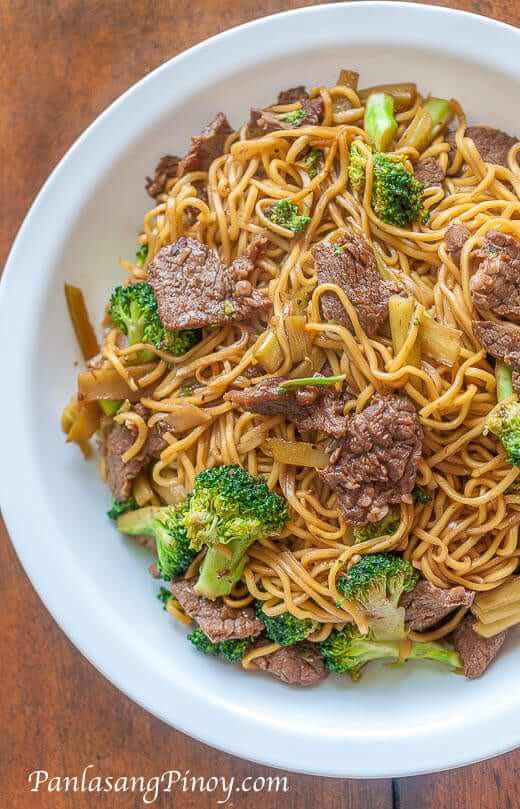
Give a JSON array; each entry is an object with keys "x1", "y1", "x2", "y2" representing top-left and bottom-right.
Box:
[{"x1": 165, "y1": 403, "x2": 211, "y2": 432}]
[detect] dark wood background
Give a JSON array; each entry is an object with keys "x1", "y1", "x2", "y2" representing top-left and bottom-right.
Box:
[{"x1": 1, "y1": 2, "x2": 519, "y2": 807}]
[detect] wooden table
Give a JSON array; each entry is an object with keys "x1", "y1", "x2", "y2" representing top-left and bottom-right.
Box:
[{"x1": 1, "y1": 2, "x2": 519, "y2": 807}]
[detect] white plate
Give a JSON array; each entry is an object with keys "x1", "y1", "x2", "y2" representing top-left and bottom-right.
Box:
[{"x1": 1, "y1": 2, "x2": 519, "y2": 778}]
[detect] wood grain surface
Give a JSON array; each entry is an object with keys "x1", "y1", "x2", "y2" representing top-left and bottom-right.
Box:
[{"x1": 1, "y1": 2, "x2": 519, "y2": 807}]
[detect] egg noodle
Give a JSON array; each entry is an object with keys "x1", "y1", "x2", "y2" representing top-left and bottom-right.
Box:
[{"x1": 91, "y1": 75, "x2": 520, "y2": 658}]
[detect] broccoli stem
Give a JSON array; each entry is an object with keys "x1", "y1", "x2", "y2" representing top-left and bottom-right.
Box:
[
  {"x1": 423, "y1": 97, "x2": 452, "y2": 129},
  {"x1": 496, "y1": 361, "x2": 513, "y2": 402},
  {"x1": 99, "y1": 399, "x2": 123, "y2": 416},
  {"x1": 364, "y1": 93, "x2": 398, "y2": 152},
  {"x1": 195, "y1": 536, "x2": 253, "y2": 599},
  {"x1": 117, "y1": 506, "x2": 160, "y2": 536}
]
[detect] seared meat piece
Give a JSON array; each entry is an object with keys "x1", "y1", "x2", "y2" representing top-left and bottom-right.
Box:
[
  {"x1": 445, "y1": 221, "x2": 470, "y2": 266},
  {"x1": 414, "y1": 157, "x2": 445, "y2": 187},
  {"x1": 177, "y1": 113, "x2": 233, "y2": 178},
  {"x1": 312, "y1": 234, "x2": 400, "y2": 337},
  {"x1": 171, "y1": 578, "x2": 264, "y2": 643},
  {"x1": 473, "y1": 320, "x2": 520, "y2": 371},
  {"x1": 103, "y1": 406, "x2": 170, "y2": 501},
  {"x1": 470, "y1": 231, "x2": 520, "y2": 322},
  {"x1": 225, "y1": 375, "x2": 348, "y2": 437},
  {"x1": 147, "y1": 236, "x2": 270, "y2": 330},
  {"x1": 321, "y1": 395, "x2": 423, "y2": 526},
  {"x1": 248, "y1": 96, "x2": 323, "y2": 134},
  {"x1": 452, "y1": 616, "x2": 506, "y2": 678},
  {"x1": 300, "y1": 96, "x2": 324, "y2": 125},
  {"x1": 248, "y1": 108, "x2": 285, "y2": 133},
  {"x1": 401, "y1": 580, "x2": 474, "y2": 632},
  {"x1": 145, "y1": 154, "x2": 180, "y2": 199},
  {"x1": 448, "y1": 126, "x2": 516, "y2": 168},
  {"x1": 513, "y1": 370, "x2": 520, "y2": 394},
  {"x1": 253, "y1": 641, "x2": 328, "y2": 686},
  {"x1": 277, "y1": 85, "x2": 309, "y2": 104}
]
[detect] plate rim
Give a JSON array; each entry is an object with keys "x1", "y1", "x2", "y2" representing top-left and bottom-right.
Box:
[{"x1": 1, "y1": 1, "x2": 519, "y2": 778}]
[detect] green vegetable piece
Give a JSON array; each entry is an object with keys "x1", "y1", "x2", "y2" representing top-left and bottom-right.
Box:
[
  {"x1": 267, "y1": 199, "x2": 310, "y2": 233},
  {"x1": 256, "y1": 602, "x2": 317, "y2": 646},
  {"x1": 185, "y1": 465, "x2": 289, "y2": 599},
  {"x1": 188, "y1": 627, "x2": 252, "y2": 662},
  {"x1": 364, "y1": 93, "x2": 398, "y2": 152},
  {"x1": 304, "y1": 148, "x2": 323, "y2": 179},
  {"x1": 99, "y1": 399, "x2": 123, "y2": 416},
  {"x1": 352, "y1": 512, "x2": 400, "y2": 544},
  {"x1": 280, "y1": 109, "x2": 306, "y2": 126},
  {"x1": 117, "y1": 503, "x2": 198, "y2": 580},
  {"x1": 337, "y1": 553, "x2": 418, "y2": 641},
  {"x1": 135, "y1": 243, "x2": 149, "y2": 267},
  {"x1": 109, "y1": 282, "x2": 200, "y2": 357},
  {"x1": 320, "y1": 624, "x2": 461, "y2": 678},
  {"x1": 348, "y1": 141, "x2": 367, "y2": 194},
  {"x1": 413, "y1": 486, "x2": 433, "y2": 504},
  {"x1": 107, "y1": 497, "x2": 137, "y2": 521},
  {"x1": 157, "y1": 586, "x2": 173, "y2": 609},
  {"x1": 277, "y1": 374, "x2": 346, "y2": 392},
  {"x1": 372, "y1": 154, "x2": 425, "y2": 228}
]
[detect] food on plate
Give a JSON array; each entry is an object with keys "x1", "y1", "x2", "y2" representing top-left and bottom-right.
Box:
[{"x1": 63, "y1": 69, "x2": 520, "y2": 685}]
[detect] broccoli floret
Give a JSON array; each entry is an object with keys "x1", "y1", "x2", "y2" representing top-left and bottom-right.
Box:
[
  {"x1": 352, "y1": 512, "x2": 400, "y2": 544},
  {"x1": 108, "y1": 282, "x2": 200, "y2": 357},
  {"x1": 136, "y1": 243, "x2": 149, "y2": 267},
  {"x1": 348, "y1": 141, "x2": 367, "y2": 194},
  {"x1": 303, "y1": 148, "x2": 323, "y2": 179},
  {"x1": 184, "y1": 465, "x2": 289, "y2": 599},
  {"x1": 320, "y1": 624, "x2": 461, "y2": 678},
  {"x1": 364, "y1": 92, "x2": 398, "y2": 152},
  {"x1": 280, "y1": 109, "x2": 306, "y2": 126},
  {"x1": 117, "y1": 503, "x2": 198, "y2": 580},
  {"x1": 267, "y1": 199, "x2": 310, "y2": 233},
  {"x1": 256, "y1": 602, "x2": 317, "y2": 646},
  {"x1": 485, "y1": 362, "x2": 520, "y2": 466},
  {"x1": 413, "y1": 486, "x2": 433, "y2": 503},
  {"x1": 157, "y1": 586, "x2": 173, "y2": 609},
  {"x1": 372, "y1": 153, "x2": 425, "y2": 227},
  {"x1": 188, "y1": 627, "x2": 252, "y2": 662},
  {"x1": 320, "y1": 624, "x2": 400, "y2": 677},
  {"x1": 337, "y1": 553, "x2": 418, "y2": 640},
  {"x1": 485, "y1": 399, "x2": 520, "y2": 466},
  {"x1": 107, "y1": 496, "x2": 137, "y2": 521},
  {"x1": 348, "y1": 145, "x2": 426, "y2": 228}
]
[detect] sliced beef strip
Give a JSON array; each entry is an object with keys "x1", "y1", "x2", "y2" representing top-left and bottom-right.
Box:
[
  {"x1": 445, "y1": 221, "x2": 471, "y2": 266},
  {"x1": 513, "y1": 370, "x2": 520, "y2": 394},
  {"x1": 452, "y1": 615, "x2": 506, "y2": 678},
  {"x1": 248, "y1": 96, "x2": 323, "y2": 134},
  {"x1": 401, "y1": 580, "x2": 474, "y2": 632},
  {"x1": 147, "y1": 235, "x2": 270, "y2": 331},
  {"x1": 171, "y1": 578, "x2": 264, "y2": 642},
  {"x1": 225, "y1": 375, "x2": 348, "y2": 438},
  {"x1": 447, "y1": 126, "x2": 517, "y2": 168},
  {"x1": 145, "y1": 154, "x2": 181, "y2": 199},
  {"x1": 300, "y1": 96, "x2": 324, "y2": 126},
  {"x1": 414, "y1": 157, "x2": 445, "y2": 187},
  {"x1": 103, "y1": 405, "x2": 170, "y2": 501},
  {"x1": 277, "y1": 86, "x2": 309, "y2": 104},
  {"x1": 253, "y1": 641, "x2": 328, "y2": 686},
  {"x1": 472, "y1": 320, "x2": 520, "y2": 372},
  {"x1": 320, "y1": 394, "x2": 423, "y2": 527},
  {"x1": 470, "y1": 231, "x2": 520, "y2": 322},
  {"x1": 177, "y1": 113, "x2": 233, "y2": 178},
  {"x1": 312, "y1": 234, "x2": 401, "y2": 337}
]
